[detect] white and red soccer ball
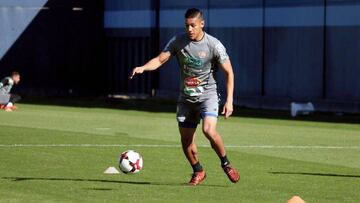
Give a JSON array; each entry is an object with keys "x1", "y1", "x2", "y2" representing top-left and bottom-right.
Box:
[{"x1": 119, "y1": 150, "x2": 143, "y2": 174}]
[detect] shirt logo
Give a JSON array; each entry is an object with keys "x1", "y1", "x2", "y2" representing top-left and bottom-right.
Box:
[
  {"x1": 184, "y1": 56, "x2": 203, "y2": 68},
  {"x1": 181, "y1": 49, "x2": 203, "y2": 68},
  {"x1": 198, "y1": 51, "x2": 207, "y2": 59},
  {"x1": 184, "y1": 77, "x2": 202, "y2": 87}
]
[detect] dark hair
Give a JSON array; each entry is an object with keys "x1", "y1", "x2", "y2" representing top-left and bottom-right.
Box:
[
  {"x1": 11, "y1": 71, "x2": 20, "y2": 77},
  {"x1": 185, "y1": 8, "x2": 203, "y2": 20}
]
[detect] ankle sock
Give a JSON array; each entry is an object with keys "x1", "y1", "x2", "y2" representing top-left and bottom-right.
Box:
[
  {"x1": 220, "y1": 155, "x2": 230, "y2": 167},
  {"x1": 191, "y1": 162, "x2": 203, "y2": 172}
]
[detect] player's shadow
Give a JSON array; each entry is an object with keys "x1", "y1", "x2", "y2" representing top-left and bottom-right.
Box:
[
  {"x1": 2, "y1": 177, "x2": 152, "y2": 185},
  {"x1": 2, "y1": 177, "x2": 227, "y2": 188},
  {"x1": 269, "y1": 171, "x2": 360, "y2": 178},
  {"x1": 84, "y1": 187, "x2": 115, "y2": 191}
]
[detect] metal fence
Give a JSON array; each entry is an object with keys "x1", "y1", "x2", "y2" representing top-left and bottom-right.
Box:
[
  {"x1": 0, "y1": 0, "x2": 359, "y2": 112},
  {"x1": 105, "y1": 0, "x2": 360, "y2": 112}
]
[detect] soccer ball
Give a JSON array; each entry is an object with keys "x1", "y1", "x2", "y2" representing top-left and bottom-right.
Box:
[{"x1": 119, "y1": 150, "x2": 143, "y2": 174}]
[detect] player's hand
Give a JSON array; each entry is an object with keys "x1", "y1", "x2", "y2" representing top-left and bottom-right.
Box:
[
  {"x1": 221, "y1": 101, "x2": 233, "y2": 119},
  {"x1": 129, "y1": 67, "x2": 145, "y2": 79}
]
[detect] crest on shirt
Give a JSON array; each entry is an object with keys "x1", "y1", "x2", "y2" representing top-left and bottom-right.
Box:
[{"x1": 198, "y1": 51, "x2": 207, "y2": 59}]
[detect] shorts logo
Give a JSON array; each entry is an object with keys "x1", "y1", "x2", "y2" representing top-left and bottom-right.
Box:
[
  {"x1": 184, "y1": 77, "x2": 201, "y2": 87},
  {"x1": 177, "y1": 116, "x2": 186, "y2": 122}
]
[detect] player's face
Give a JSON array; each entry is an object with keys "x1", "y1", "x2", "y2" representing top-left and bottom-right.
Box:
[
  {"x1": 185, "y1": 16, "x2": 204, "y2": 41},
  {"x1": 12, "y1": 75, "x2": 20, "y2": 84}
]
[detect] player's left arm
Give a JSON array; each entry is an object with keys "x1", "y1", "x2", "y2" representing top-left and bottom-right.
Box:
[{"x1": 219, "y1": 59, "x2": 234, "y2": 119}]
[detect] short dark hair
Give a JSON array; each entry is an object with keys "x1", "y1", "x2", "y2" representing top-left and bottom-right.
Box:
[
  {"x1": 185, "y1": 8, "x2": 203, "y2": 20},
  {"x1": 11, "y1": 71, "x2": 20, "y2": 77}
]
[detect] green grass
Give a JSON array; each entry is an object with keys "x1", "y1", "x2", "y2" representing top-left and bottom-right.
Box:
[{"x1": 0, "y1": 103, "x2": 359, "y2": 202}]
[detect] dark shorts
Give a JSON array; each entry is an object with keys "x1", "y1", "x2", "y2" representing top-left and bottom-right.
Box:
[{"x1": 176, "y1": 96, "x2": 219, "y2": 128}]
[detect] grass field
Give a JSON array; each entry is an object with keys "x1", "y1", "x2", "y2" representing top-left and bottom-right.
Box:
[{"x1": 0, "y1": 101, "x2": 359, "y2": 202}]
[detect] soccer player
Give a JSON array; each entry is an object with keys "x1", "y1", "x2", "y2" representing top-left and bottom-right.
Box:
[
  {"x1": 0, "y1": 71, "x2": 21, "y2": 112},
  {"x1": 130, "y1": 8, "x2": 240, "y2": 185}
]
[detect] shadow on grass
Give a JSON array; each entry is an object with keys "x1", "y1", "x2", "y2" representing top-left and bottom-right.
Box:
[
  {"x1": 2, "y1": 177, "x2": 228, "y2": 188},
  {"x1": 269, "y1": 171, "x2": 360, "y2": 178},
  {"x1": 20, "y1": 96, "x2": 360, "y2": 124},
  {"x1": 84, "y1": 187, "x2": 115, "y2": 191}
]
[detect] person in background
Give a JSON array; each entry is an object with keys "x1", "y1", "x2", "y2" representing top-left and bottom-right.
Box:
[{"x1": 0, "y1": 71, "x2": 21, "y2": 112}]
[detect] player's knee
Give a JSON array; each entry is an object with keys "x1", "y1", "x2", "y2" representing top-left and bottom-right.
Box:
[
  {"x1": 181, "y1": 135, "x2": 193, "y2": 147},
  {"x1": 202, "y1": 126, "x2": 217, "y2": 139}
]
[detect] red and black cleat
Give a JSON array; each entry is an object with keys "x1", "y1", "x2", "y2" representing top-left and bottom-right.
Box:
[
  {"x1": 188, "y1": 170, "x2": 206, "y2": 186},
  {"x1": 223, "y1": 165, "x2": 240, "y2": 183}
]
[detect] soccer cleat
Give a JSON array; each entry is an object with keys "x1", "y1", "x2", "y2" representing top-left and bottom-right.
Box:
[
  {"x1": 223, "y1": 165, "x2": 240, "y2": 183},
  {"x1": 0, "y1": 105, "x2": 4, "y2": 109},
  {"x1": 11, "y1": 105, "x2": 18, "y2": 110},
  {"x1": 188, "y1": 170, "x2": 206, "y2": 186}
]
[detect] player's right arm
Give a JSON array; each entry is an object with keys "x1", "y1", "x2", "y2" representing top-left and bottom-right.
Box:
[{"x1": 129, "y1": 51, "x2": 171, "y2": 79}]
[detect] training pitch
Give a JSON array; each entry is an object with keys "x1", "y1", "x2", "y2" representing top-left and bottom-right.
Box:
[{"x1": 0, "y1": 101, "x2": 359, "y2": 202}]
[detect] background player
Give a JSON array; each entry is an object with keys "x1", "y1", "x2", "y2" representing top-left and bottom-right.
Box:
[
  {"x1": 130, "y1": 8, "x2": 239, "y2": 186},
  {"x1": 0, "y1": 71, "x2": 21, "y2": 112}
]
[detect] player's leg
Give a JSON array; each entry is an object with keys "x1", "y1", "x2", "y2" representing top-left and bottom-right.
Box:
[
  {"x1": 177, "y1": 102, "x2": 206, "y2": 185},
  {"x1": 179, "y1": 126, "x2": 198, "y2": 165},
  {"x1": 202, "y1": 116, "x2": 240, "y2": 183},
  {"x1": 179, "y1": 125, "x2": 206, "y2": 185},
  {"x1": 201, "y1": 97, "x2": 240, "y2": 183},
  {"x1": 200, "y1": 96, "x2": 226, "y2": 159},
  {"x1": 202, "y1": 116, "x2": 226, "y2": 158},
  {"x1": 9, "y1": 94, "x2": 21, "y2": 109},
  {"x1": 3, "y1": 94, "x2": 21, "y2": 111},
  {"x1": 0, "y1": 94, "x2": 12, "y2": 111}
]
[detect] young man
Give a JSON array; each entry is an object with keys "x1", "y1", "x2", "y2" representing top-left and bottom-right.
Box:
[
  {"x1": 0, "y1": 71, "x2": 21, "y2": 112},
  {"x1": 130, "y1": 8, "x2": 240, "y2": 185}
]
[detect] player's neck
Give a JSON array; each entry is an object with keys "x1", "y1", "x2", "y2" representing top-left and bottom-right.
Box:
[{"x1": 194, "y1": 31, "x2": 205, "y2": 42}]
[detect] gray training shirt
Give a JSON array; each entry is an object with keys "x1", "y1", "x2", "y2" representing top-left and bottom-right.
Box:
[{"x1": 163, "y1": 32, "x2": 229, "y2": 102}]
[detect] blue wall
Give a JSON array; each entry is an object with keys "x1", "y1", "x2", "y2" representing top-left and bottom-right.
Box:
[
  {"x1": 0, "y1": 0, "x2": 105, "y2": 96},
  {"x1": 105, "y1": 0, "x2": 360, "y2": 111}
]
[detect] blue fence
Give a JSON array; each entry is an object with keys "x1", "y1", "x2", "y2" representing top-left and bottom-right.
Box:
[
  {"x1": 0, "y1": 0, "x2": 358, "y2": 111},
  {"x1": 105, "y1": 0, "x2": 360, "y2": 111}
]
